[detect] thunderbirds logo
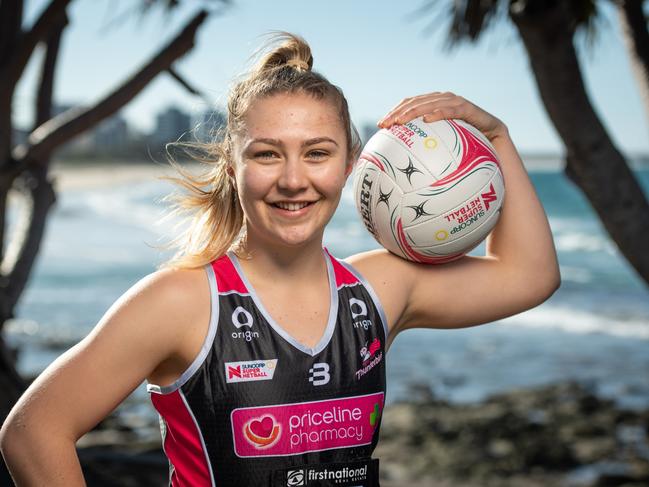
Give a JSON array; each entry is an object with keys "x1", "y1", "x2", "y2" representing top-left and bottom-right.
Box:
[{"x1": 356, "y1": 338, "x2": 382, "y2": 380}]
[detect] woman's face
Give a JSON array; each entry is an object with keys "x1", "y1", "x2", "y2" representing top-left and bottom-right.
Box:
[{"x1": 233, "y1": 92, "x2": 351, "y2": 251}]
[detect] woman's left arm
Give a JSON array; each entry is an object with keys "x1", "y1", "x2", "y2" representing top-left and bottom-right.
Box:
[{"x1": 350, "y1": 93, "x2": 560, "y2": 335}]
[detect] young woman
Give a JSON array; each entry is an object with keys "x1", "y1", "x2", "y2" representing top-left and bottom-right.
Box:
[{"x1": 0, "y1": 33, "x2": 559, "y2": 486}]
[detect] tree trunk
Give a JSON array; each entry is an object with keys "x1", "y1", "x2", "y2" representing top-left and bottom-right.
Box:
[
  {"x1": 616, "y1": 0, "x2": 649, "y2": 128},
  {"x1": 0, "y1": 6, "x2": 65, "y2": 436},
  {"x1": 510, "y1": 1, "x2": 649, "y2": 286},
  {"x1": 0, "y1": 3, "x2": 213, "y2": 483},
  {"x1": 0, "y1": 335, "x2": 23, "y2": 421},
  {"x1": 4, "y1": 0, "x2": 71, "y2": 88},
  {"x1": 1, "y1": 13, "x2": 67, "y2": 322},
  {"x1": 0, "y1": 1, "x2": 23, "y2": 65},
  {"x1": 0, "y1": 0, "x2": 22, "y2": 172},
  {"x1": 0, "y1": 333, "x2": 22, "y2": 486},
  {"x1": 0, "y1": 5, "x2": 66, "y2": 414},
  {"x1": 0, "y1": 6, "x2": 211, "y2": 430}
]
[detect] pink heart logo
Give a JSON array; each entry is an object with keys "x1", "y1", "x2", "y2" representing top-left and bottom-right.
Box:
[{"x1": 249, "y1": 415, "x2": 274, "y2": 438}]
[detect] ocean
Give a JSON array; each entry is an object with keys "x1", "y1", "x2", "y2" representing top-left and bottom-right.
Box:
[{"x1": 6, "y1": 163, "x2": 649, "y2": 414}]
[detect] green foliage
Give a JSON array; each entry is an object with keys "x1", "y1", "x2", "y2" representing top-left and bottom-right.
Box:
[{"x1": 416, "y1": 0, "x2": 604, "y2": 50}]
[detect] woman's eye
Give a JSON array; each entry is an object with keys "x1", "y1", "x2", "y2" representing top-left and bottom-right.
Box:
[
  {"x1": 253, "y1": 151, "x2": 277, "y2": 159},
  {"x1": 307, "y1": 150, "x2": 328, "y2": 159}
]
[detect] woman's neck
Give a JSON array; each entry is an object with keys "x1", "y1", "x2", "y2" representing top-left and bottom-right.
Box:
[{"x1": 236, "y1": 238, "x2": 328, "y2": 284}]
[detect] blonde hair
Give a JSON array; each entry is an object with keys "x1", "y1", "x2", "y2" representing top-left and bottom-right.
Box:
[{"x1": 160, "y1": 32, "x2": 361, "y2": 269}]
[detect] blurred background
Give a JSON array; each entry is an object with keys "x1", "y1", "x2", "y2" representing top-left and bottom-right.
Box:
[{"x1": 1, "y1": 1, "x2": 648, "y2": 486}]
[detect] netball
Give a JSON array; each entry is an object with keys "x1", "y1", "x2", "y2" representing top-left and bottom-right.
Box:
[{"x1": 353, "y1": 117, "x2": 505, "y2": 264}]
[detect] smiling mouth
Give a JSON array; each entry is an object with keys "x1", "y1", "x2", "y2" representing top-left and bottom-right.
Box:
[{"x1": 271, "y1": 201, "x2": 316, "y2": 211}]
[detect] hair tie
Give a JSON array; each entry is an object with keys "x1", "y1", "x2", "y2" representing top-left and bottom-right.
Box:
[{"x1": 286, "y1": 58, "x2": 309, "y2": 71}]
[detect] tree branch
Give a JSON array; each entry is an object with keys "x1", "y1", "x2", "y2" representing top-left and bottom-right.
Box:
[
  {"x1": 616, "y1": 0, "x2": 649, "y2": 126},
  {"x1": 12, "y1": 9, "x2": 209, "y2": 166},
  {"x1": 6, "y1": 0, "x2": 71, "y2": 87},
  {"x1": 168, "y1": 66, "x2": 207, "y2": 98}
]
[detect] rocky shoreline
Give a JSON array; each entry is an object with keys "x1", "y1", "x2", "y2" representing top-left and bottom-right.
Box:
[
  {"x1": 73, "y1": 381, "x2": 648, "y2": 486},
  {"x1": 377, "y1": 381, "x2": 649, "y2": 487}
]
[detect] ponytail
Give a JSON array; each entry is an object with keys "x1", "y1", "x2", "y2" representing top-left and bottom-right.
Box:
[{"x1": 158, "y1": 141, "x2": 244, "y2": 269}]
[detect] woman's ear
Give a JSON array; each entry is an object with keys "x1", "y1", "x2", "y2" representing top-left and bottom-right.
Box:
[
  {"x1": 344, "y1": 160, "x2": 355, "y2": 178},
  {"x1": 226, "y1": 164, "x2": 237, "y2": 189}
]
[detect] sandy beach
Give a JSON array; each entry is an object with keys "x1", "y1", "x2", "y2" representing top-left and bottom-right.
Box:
[{"x1": 48, "y1": 160, "x2": 198, "y2": 191}]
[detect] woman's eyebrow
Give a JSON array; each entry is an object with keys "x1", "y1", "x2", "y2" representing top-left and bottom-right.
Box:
[
  {"x1": 302, "y1": 137, "x2": 339, "y2": 147},
  {"x1": 247, "y1": 137, "x2": 339, "y2": 148}
]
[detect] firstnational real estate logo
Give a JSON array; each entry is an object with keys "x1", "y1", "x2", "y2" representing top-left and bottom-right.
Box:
[
  {"x1": 285, "y1": 468, "x2": 305, "y2": 486},
  {"x1": 278, "y1": 458, "x2": 379, "y2": 486}
]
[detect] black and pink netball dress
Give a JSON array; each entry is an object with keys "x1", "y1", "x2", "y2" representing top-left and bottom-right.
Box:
[{"x1": 147, "y1": 249, "x2": 387, "y2": 486}]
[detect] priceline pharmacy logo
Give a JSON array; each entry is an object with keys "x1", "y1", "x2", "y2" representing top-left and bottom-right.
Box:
[{"x1": 230, "y1": 392, "x2": 384, "y2": 457}]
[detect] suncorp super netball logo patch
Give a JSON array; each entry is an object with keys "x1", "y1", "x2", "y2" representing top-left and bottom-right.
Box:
[
  {"x1": 225, "y1": 359, "x2": 277, "y2": 383},
  {"x1": 230, "y1": 392, "x2": 384, "y2": 457}
]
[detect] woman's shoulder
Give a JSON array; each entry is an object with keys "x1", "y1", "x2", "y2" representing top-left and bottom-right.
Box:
[
  {"x1": 343, "y1": 248, "x2": 415, "y2": 282},
  {"x1": 125, "y1": 266, "x2": 213, "y2": 386},
  {"x1": 112, "y1": 265, "x2": 211, "y2": 347},
  {"x1": 141, "y1": 266, "x2": 209, "y2": 298},
  {"x1": 343, "y1": 249, "x2": 416, "y2": 334},
  {"x1": 137, "y1": 266, "x2": 211, "y2": 325}
]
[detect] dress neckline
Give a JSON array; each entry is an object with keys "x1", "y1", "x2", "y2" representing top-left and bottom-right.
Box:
[{"x1": 226, "y1": 250, "x2": 339, "y2": 357}]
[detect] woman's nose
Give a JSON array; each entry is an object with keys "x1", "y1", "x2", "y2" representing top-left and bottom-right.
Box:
[{"x1": 277, "y1": 157, "x2": 308, "y2": 191}]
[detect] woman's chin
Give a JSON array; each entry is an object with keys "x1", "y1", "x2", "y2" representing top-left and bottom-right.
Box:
[{"x1": 266, "y1": 228, "x2": 324, "y2": 249}]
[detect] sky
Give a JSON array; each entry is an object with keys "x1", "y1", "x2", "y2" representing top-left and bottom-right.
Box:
[{"x1": 15, "y1": 0, "x2": 649, "y2": 156}]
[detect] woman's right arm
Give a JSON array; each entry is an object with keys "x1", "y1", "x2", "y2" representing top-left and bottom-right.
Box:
[{"x1": 0, "y1": 267, "x2": 209, "y2": 486}]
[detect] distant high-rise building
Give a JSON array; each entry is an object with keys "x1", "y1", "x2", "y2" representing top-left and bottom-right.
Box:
[
  {"x1": 153, "y1": 106, "x2": 191, "y2": 145},
  {"x1": 94, "y1": 114, "x2": 128, "y2": 150}
]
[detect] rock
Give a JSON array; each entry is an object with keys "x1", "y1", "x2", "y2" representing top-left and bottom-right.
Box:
[
  {"x1": 375, "y1": 381, "x2": 649, "y2": 486},
  {"x1": 78, "y1": 447, "x2": 168, "y2": 487}
]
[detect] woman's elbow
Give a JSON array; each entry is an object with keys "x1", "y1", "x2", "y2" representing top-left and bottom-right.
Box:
[
  {"x1": 0, "y1": 415, "x2": 23, "y2": 464},
  {"x1": 507, "y1": 261, "x2": 560, "y2": 311},
  {"x1": 530, "y1": 264, "x2": 561, "y2": 306},
  {"x1": 543, "y1": 268, "x2": 561, "y2": 300},
  {"x1": 1, "y1": 405, "x2": 42, "y2": 464}
]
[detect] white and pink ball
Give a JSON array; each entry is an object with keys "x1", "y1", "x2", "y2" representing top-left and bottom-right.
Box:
[{"x1": 353, "y1": 117, "x2": 505, "y2": 264}]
